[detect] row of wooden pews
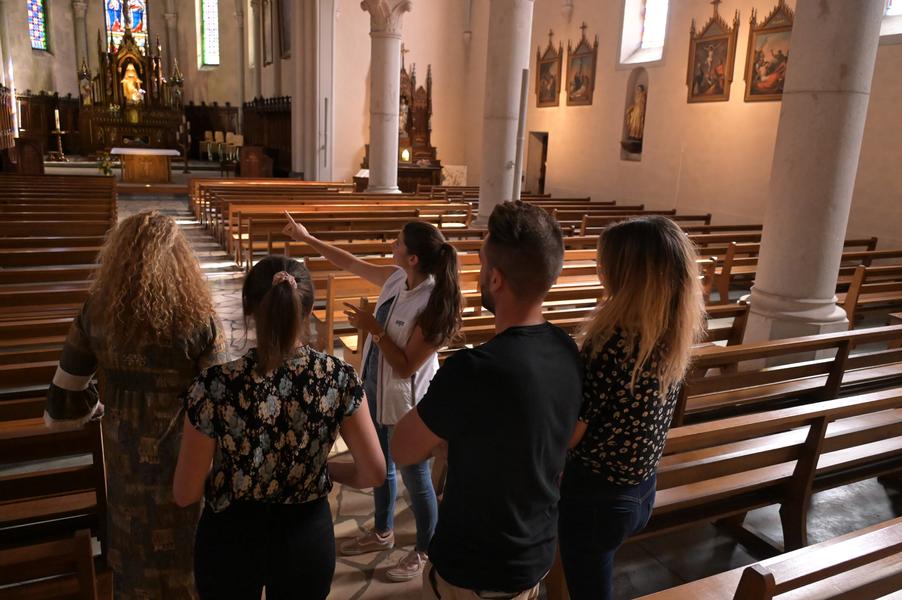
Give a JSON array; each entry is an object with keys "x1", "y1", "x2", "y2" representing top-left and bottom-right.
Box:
[{"x1": 0, "y1": 173, "x2": 115, "y2": 597}]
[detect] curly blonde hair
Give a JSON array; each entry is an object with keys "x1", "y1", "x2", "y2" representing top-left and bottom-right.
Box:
[{"x1": 90, "y1": 210, "x2": 214, "y2": 349}]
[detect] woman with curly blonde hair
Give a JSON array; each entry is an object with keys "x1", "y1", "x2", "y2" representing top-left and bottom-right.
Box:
[{"x1": 45, "y1": 210, "x2": 230, "y2": 600}]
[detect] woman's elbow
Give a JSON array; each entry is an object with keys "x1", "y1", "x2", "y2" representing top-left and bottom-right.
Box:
[
  {"x1": 172, "y1": 481, "x2": 202, "y2": 508},
  {"x1": 364, "y1": 461, "x2": 388, "y2": 488}
]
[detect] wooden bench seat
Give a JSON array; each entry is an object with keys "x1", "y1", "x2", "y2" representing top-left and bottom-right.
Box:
[
  {"x1": 675, "y1": 324, "x2": 902, "y2": 425},
  {"x1": 636, "y1": 516, "x2": 902, "y2": 599},
  {"x1": 842, "y1": 265, "x2": 902, "y2": 328}
]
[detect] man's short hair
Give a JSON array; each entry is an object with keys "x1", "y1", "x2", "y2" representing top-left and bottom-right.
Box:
[{"x1": 485, "y1": 201, "x2": 564, "y2": 299}]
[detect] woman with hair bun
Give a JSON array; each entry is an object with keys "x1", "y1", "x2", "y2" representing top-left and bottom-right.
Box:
[
  {"x1": 282, "y1": 213, "x2": 463, "y2": 582},
  {"x1": 173, "y1": 255, "x2": 385, "y2": 600},
  {"x1": 559, "y1": 216, "x2": 707, "y2": 600},
  {"x1": 44, "y1": 210, "x2": 230, "y2": 600}
]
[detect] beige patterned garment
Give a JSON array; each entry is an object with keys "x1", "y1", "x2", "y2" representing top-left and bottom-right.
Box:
[{"x1": 46, "y1": 298, "x2": 230, "y2": 600}]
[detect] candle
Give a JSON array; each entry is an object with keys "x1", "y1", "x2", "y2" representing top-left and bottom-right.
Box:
[
  {"x1": 16, "y1": 100, "x2": 22, "y2": 129},
  {"x1": 54, "y1": 108, "x2": 60, "y2": 130}
]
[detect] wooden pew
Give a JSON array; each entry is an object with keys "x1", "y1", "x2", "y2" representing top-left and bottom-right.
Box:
[
  {"x1": 0, "y1": 420, "x2": 108, "y2": 555},
  {"x1": 674, "y1": 324, "x2": 902, "y2": 425},
  {"x1": 636, "y1": 517, "x2": 902, "y2": 599},
  {"x1": 0, "y1": 529, "x2": 112, "y2": 599},
  {"x1": 842, "y1": 265, "x2": 902, "y2": 328}
]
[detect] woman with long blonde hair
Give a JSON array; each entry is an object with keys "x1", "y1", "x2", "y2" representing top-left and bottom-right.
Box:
[
  {"x1": 45, "y1": 210, "x2": 229, "y2": 600},
  {"x1": 559, "y1": 216, "x2": 706, "y2": 600}
]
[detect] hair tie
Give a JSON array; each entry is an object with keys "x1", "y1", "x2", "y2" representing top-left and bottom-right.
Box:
[{"x1": 272, "y1": 271, "x2": 297, "y2": 289}]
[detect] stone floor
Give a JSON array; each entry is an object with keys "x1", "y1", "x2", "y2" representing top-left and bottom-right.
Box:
[{"x1": 116, "y1": 195, "x2": 901, "y2": 599}]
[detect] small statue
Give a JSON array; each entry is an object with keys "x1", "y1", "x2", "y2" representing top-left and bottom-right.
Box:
[
  {"x1": 399, "y1": 97, "x2": 409, "y2": 135},
  {"x1": 625, "y1": 84, "x2": 647, "y2": 140},
  {"x1": 121, "y1": 62, "x2": 144, "y2": 104}
]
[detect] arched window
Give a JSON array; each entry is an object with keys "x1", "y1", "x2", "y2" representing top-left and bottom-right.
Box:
[
  {"x1": 198, "y1": 0, "x2": 221, "y2": 67},
  {"x1": 27, "y1": 0, "x2": 49, "y2": 51},
  {"x1": 620, "y1": 0, "x2": 670, "y2": 65},
  {"x1": 106, "y1": 0, "x2": 148, "y2": 49},
  {"x1": 884, "y1": 0, "x2": 902, "y2": 38}
]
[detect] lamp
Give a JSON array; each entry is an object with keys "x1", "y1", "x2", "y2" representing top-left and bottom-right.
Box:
[{"x1": 401, "y1": 148, "x2": 411, "y2": 162}]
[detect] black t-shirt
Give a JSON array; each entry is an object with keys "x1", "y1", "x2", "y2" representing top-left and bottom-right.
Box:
[{"x1": 417, "y1": 322, "x2": 583, "y2": 593}]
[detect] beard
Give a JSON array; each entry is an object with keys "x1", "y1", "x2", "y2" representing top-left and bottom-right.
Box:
[{"x1": 480, "y1": 287, "x2": 496, "y2": 314}]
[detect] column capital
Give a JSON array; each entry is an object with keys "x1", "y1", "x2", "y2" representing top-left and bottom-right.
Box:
[
  {"x1": 71, "y1": 0, "x2": 88, "y2": 19},
  {"x1": 361, "y1": 0, "x2": 412, "y2": 35},
  {"x1": 164, "y1": 12, "x2": 178, "y2": 26}
]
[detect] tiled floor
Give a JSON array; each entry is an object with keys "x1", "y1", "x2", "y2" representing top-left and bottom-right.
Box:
[{"x1": 118, "y1": 195, "x2": 901, "y2": 600}]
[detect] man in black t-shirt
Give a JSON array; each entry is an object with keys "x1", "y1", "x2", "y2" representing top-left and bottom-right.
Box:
[{"x1": 391, "y1": 202, "x2": 583, "y2": 599}]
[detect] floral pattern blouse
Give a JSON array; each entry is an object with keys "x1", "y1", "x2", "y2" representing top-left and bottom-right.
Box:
[
  {"x1": 568, "y1": 330, "x2": 677, "y2": 486},
  {"x1": 183, "y1": 346, "x2": 364, "y2": 513}
]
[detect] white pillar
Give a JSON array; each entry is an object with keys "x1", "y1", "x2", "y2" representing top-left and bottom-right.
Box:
[
  {"x1": 250, "y1": 0, "x2": 263, "y2": 98},
  {"x1": 361, "y1": 0, "x2": 411, "y2": 194},
  {"x1": 476, "y1": 0, "x2": 535, "y2": 223},
  {"x1": 164, "y1": 0, "x2": 180, "y2": 72},
  {"x1": 269, "y1": 0, "x2": 282, "y2": 96},
  {"x1": 234, "y1": 0, "x2": 247, "y2": 118},
  {"x1": 744, "y1": 0, "x2": 886, "y2": 343},
  {"x1": 0, "y1": 0, "x2": 10, "y2": 87},
  {"x1": 71, "y1": 1, "x2": 89, "y2": 70}
]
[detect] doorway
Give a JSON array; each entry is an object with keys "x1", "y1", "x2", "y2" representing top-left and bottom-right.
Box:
[{"x1": 525, "y1": 132, "x2": 549, "y2": 195}]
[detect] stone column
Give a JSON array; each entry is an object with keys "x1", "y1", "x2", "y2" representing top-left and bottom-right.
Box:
[
  {"x1": 476, "y1": 0, "x2": 535, "y2": 223},
  {"x1": 744, "y1": 0, "x2": 886, "y2": 343},
  {"x1": 269, "y1": 0, "x2": 282, "y2": 96},
  {"x1": 251, "y1": 0, "x2": 263, "y2": 98},
  {"x1": 0, "y1": 0, "x2": 10, "y2": 87},
  {"x1": 235, "y1": 0, "x2": 247, "y2": 119},
  {"x1": 71, "y1": 0, "x2": 89, "y2": 70},
  {"x1": 361, "y1": 0, "x2": 411, "y2": 194},
  {"x1": 164, "y1": 0, "x2": 180, "y2": 72}
]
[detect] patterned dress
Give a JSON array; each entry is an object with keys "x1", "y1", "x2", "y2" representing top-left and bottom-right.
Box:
[{"x1": 45, "y1": 299, "x2": 230, "y2": 600}]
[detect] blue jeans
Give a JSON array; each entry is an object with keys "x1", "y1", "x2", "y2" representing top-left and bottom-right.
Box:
[
  {"x1": 369, "y1": 392, "x2": 438, "y2": 552},
  {"x1": 558, "y1": 463, "x2": 656, "y2": 600}
]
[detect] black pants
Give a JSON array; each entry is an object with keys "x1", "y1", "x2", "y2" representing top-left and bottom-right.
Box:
[
  {"x1": 558, "y1": 463, "x2": 656, "y2": 600},
  {"x1": 194, "y1": 498, "x2": 335, "y2": 600}
]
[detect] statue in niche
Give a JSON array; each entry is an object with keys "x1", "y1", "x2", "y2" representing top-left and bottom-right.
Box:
[
  {"x1": 399, "y1": 97, "x2": 409, "y2": 135},
  {"x1": 121, "y1": 63, "x2": 144, "y2": 104},
  {"x1": 625, "y1": 84, "x2": 647, "y2": 140}
]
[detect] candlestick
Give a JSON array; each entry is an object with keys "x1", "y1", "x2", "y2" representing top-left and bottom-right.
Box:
[
  {"x1": 54, "y1": 108, "x2": 60, "y2": 130},
  {"x1": 16, "y1": 99, "x2": 22, "y2": 130}
]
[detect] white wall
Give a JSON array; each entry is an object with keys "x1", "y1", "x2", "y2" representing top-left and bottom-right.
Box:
[
  {"x1": 332, "y1": 0, "x2": 472, "y2": 181},
  {"x1": 521, "y1": 0, "x2": 902, "y2": 249},
  {"x1": 4, "y1": 0, "x2": 80, "y2": 96}
]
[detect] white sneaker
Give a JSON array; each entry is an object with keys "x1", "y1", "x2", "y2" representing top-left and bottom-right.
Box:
[
  {"x1": 386, "y1": 549, "x2": 428, "y2": 583},
  {"x1": 339, "y1": 529, "x2": 395, "y2": 556}
]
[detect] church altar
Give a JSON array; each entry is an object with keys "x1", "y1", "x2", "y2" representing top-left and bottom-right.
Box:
[
  {"x1": 110, "y1": 147, "x2": 180, "y2": 183},
  {"x1": 77, "y1": 12, "x2": 184, "y2": 154}
]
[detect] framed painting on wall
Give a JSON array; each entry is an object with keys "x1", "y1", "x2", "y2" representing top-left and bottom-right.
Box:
[
  {"x1": 686, "y1": 1, "x2": 740, "y2": 103},
  {"x1": 279, "y1": 0, "x2": 291, "y2": 59},
  {"x1": 263, "y1": 0, "x2": 274, "y2": 66},
  {"x1": 744, "y1": 0, "x2": 793, "y2": 101},
  {"x1": 536, "y1": 30, "x2": 563, "y2": 108},
  {"x1": 566, "y1": 22, "x2": 598, "y2": 106}
]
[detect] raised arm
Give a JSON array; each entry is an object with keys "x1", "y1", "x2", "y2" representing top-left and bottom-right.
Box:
[
  {"x1": 282, "y1": 212, "x2": 397, "y2": 286},
  {"x1": 328, "y1": 396, "x2": 386, "y2": 489}
]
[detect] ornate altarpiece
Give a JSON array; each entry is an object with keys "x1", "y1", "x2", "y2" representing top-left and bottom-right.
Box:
[
  {"x1": 77, "y1": 12, "x2": 183, "y2": 153},
  {"x1": 360, "y1": 51, "x2": 442, "y2": 193}
]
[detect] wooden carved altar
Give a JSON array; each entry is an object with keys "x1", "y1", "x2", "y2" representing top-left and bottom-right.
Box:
[
  {"x1": 77, "y1": 17, "x2": 183, "y2": 153},
  {"x1": 361, "y1": 52, "x2": 442, "y2": 193}
]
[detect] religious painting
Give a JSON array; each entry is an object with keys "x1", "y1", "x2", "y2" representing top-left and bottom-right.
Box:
[
  {"x1": 263, "y1": 0, "x2": 274, "y2": 66},
  {"x1": 279, "y1": 0, "x2": 291, "y2": 58},
  {"x1": 744, "y1": 0, "x2": 793, "y2": 102},
  {"x1": 106, "y1": 0, "x2": 148, "y2": 48},
  {"x1": 566, "y1": 23, "x2": 599, "y2": 106},
  {"x1": 535, "y1": 30, "x2": 562, "y2": 108},
  {"x1": 686, "y1": 2, "x2": 739, "y2": 103}
]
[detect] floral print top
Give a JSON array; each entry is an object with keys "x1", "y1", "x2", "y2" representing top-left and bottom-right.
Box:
[
  {"x1": 183, "y1": 346, "x2": 364, "y2": 512},
  {"x1": 568, "y1": 329, "x2": 677, "y2": 486}
]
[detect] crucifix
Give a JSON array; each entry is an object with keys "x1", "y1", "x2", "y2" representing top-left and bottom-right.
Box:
[
  {"x1": 548, "y1": 29, "x2": 554, "y2": 46},
  {"x1": 579, "y1": 21, "x2": 588, "y2": 40},
  {"x1": 711, "y1": 0, "x2": 722, "y2": 15},
  {"x1": 401, "y1": 43, "x2": 410, "y2": 70}
]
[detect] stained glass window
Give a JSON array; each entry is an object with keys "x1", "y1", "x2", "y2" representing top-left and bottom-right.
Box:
[
  {"x1": 106, "y1": 0, "x2": 148, "y2": 49},
  {"x1": 27, "y1": 0, "x2": 48, "y2": 51},
  {"x1": 199, "y1": 0, "x2": 221, "y2": 66},
  {"x1": 887, "y1": 0, "x2": 902, "y2": 16}
]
